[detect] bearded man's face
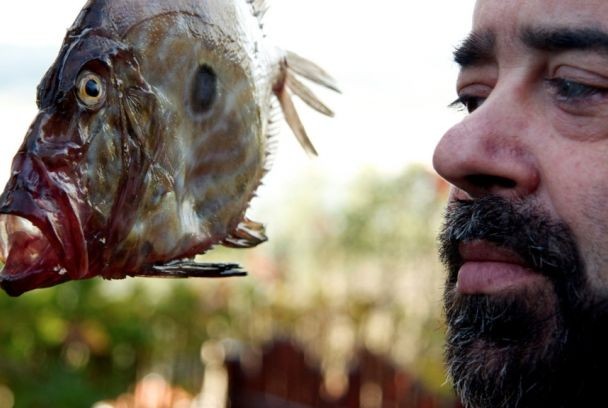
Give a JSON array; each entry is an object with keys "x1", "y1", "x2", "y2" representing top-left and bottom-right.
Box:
[
  {"x1": 439, "y1": 196, "x2": 608, "y2": 407},
  {"x1": 432, "y1": 0, "x2": 608, "y2": 406}
]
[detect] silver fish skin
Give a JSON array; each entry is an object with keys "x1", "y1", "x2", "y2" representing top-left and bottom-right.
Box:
[{"x1": 0, "y1": 0, "x2": 338, "y2": 296}]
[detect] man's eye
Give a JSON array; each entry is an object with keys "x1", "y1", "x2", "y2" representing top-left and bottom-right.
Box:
[
  {"x1": 546, "y1": 78, "x2": 607, "y2": 101},
  {"x1": 449, "y1": 95, "x2": 486, "y2": 113}
]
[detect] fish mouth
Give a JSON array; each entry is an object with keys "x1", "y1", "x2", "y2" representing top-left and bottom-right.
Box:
[
  {"x1": 0, "y1": 214, "x2": 67, "y2": 296},
  {"x1": 0, "y1": 153, "x2": 88, "y2": 296}
]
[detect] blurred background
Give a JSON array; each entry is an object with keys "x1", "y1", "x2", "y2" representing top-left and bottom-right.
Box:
[{"x1": 0, "y1": 1, "x2": 476, "y2": 407}]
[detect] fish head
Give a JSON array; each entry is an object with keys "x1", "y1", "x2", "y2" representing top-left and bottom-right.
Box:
[{"x1": 0, "y1": 18, "x2": 165, "y2": 295}]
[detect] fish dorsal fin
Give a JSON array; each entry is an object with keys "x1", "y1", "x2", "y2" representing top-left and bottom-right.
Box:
[
  {"x1": 246, "y1": 0, "x2": 269, "y2": 27},
  {"x1": 286, "y1": 51, "x2": 340, "y2": 93},
  {"x1": 276, "y1": 51, "x2": 341, "y2": 156}
]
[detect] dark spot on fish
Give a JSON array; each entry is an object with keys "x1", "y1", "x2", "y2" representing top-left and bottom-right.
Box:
[{"x1": 191, "y1": 65, "x2": 217, "y2": 113}]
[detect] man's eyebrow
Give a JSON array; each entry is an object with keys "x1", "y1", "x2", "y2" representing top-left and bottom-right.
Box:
[
  {"x1": 522, "y1": 27, "x2": 608, "y2": 54},
  {"x1": 453, "y1": 31, "x2": 495, "y2": 68}
]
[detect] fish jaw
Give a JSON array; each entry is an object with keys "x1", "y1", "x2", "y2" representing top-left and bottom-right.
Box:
[
  {"x1": 0, "y1": 215, "x2": 66, "y2": 296},
  {"x1": 0, "y1": 152, "x2": 88, "y2": 296}
]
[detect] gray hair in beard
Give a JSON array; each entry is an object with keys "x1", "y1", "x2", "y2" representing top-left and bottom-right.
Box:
[{"x1": 437, "y1": 196, "x2": 608, "y2": 408}]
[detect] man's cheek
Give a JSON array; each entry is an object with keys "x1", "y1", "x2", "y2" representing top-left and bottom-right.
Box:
[{"x1": 555, "y1": 179, "x2": 608, "y2": 290}]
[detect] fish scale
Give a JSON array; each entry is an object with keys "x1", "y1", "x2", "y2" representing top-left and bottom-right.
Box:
[{"x1": 0, "y1": 0, "x2": 338, "y2": 296}]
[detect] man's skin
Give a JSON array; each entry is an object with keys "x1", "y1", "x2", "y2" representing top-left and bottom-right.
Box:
[{"x1": 433, "y1": 1, "x2": 608, "y2": 407}]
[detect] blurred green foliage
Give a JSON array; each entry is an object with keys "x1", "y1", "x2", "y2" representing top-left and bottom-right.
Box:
[{"x1": 0, "y1": 165, "x2": 449, "y2": 407}]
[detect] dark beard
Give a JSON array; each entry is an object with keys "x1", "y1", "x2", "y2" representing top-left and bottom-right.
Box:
[{"x1": 439, "y1": 196, "x2": 608, "y2": 408}]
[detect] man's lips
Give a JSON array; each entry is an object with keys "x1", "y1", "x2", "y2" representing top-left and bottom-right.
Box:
[{"x1": 457, "y1": 240, "x2": 546, "y2": 294}]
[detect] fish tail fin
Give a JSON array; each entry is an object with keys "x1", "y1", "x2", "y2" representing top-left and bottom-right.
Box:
[{"x1": 276, "y1": 51, "x2": 340, "y2": 156}]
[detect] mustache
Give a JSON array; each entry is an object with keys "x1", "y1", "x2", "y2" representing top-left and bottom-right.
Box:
[
  {"x1": 439, "y1": 196, "x2": 582, "y2": 285},
  {"x1": 440, "y1": 197, "x2": 607, "y2": 408}
]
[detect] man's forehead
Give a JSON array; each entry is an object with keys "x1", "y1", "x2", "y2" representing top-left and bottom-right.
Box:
[
  {"x1": 473, "y1": 0, "x2": 608, "y2": 34},
  {"x1": 455, "y1": 0, "x2": 608, "y2": 67}
]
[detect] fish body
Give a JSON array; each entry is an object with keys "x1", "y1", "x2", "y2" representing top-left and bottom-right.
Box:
[{"x1": 0, "y1": 0, "x2": 338, "y2": 296}]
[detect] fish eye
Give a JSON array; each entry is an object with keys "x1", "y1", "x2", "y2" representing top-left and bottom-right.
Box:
[
  {"x1": 191, "y1": 64, "x2": 217, "y2": 113},
  {"x1": 76, "y1": 71, "x2": 105, "y2": 108}
]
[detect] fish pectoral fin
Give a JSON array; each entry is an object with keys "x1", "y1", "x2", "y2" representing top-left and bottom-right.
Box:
[
  {"x1": 137, "y1": 261, "x2": 247, "y2": 278},
  {"x1": 277, "y1": 51, "x2": 340, "y2": 156},
  {"x1": 222, "y1": 218, "x2": 268, "y2": 249}
]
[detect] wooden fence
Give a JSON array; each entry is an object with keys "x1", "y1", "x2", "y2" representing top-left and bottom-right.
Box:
[{"x1": 226, "y1": 340, "x2": 461, "y2": 408}]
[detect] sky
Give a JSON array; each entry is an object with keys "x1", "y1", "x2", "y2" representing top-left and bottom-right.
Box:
[{"x1": 0, "y1": 1, "x2": 477, "y2": 208}]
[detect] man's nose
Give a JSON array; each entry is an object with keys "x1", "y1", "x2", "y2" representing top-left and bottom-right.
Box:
[{"x1": 432, "y1": 94, "x2": 540, "y2": 200}]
